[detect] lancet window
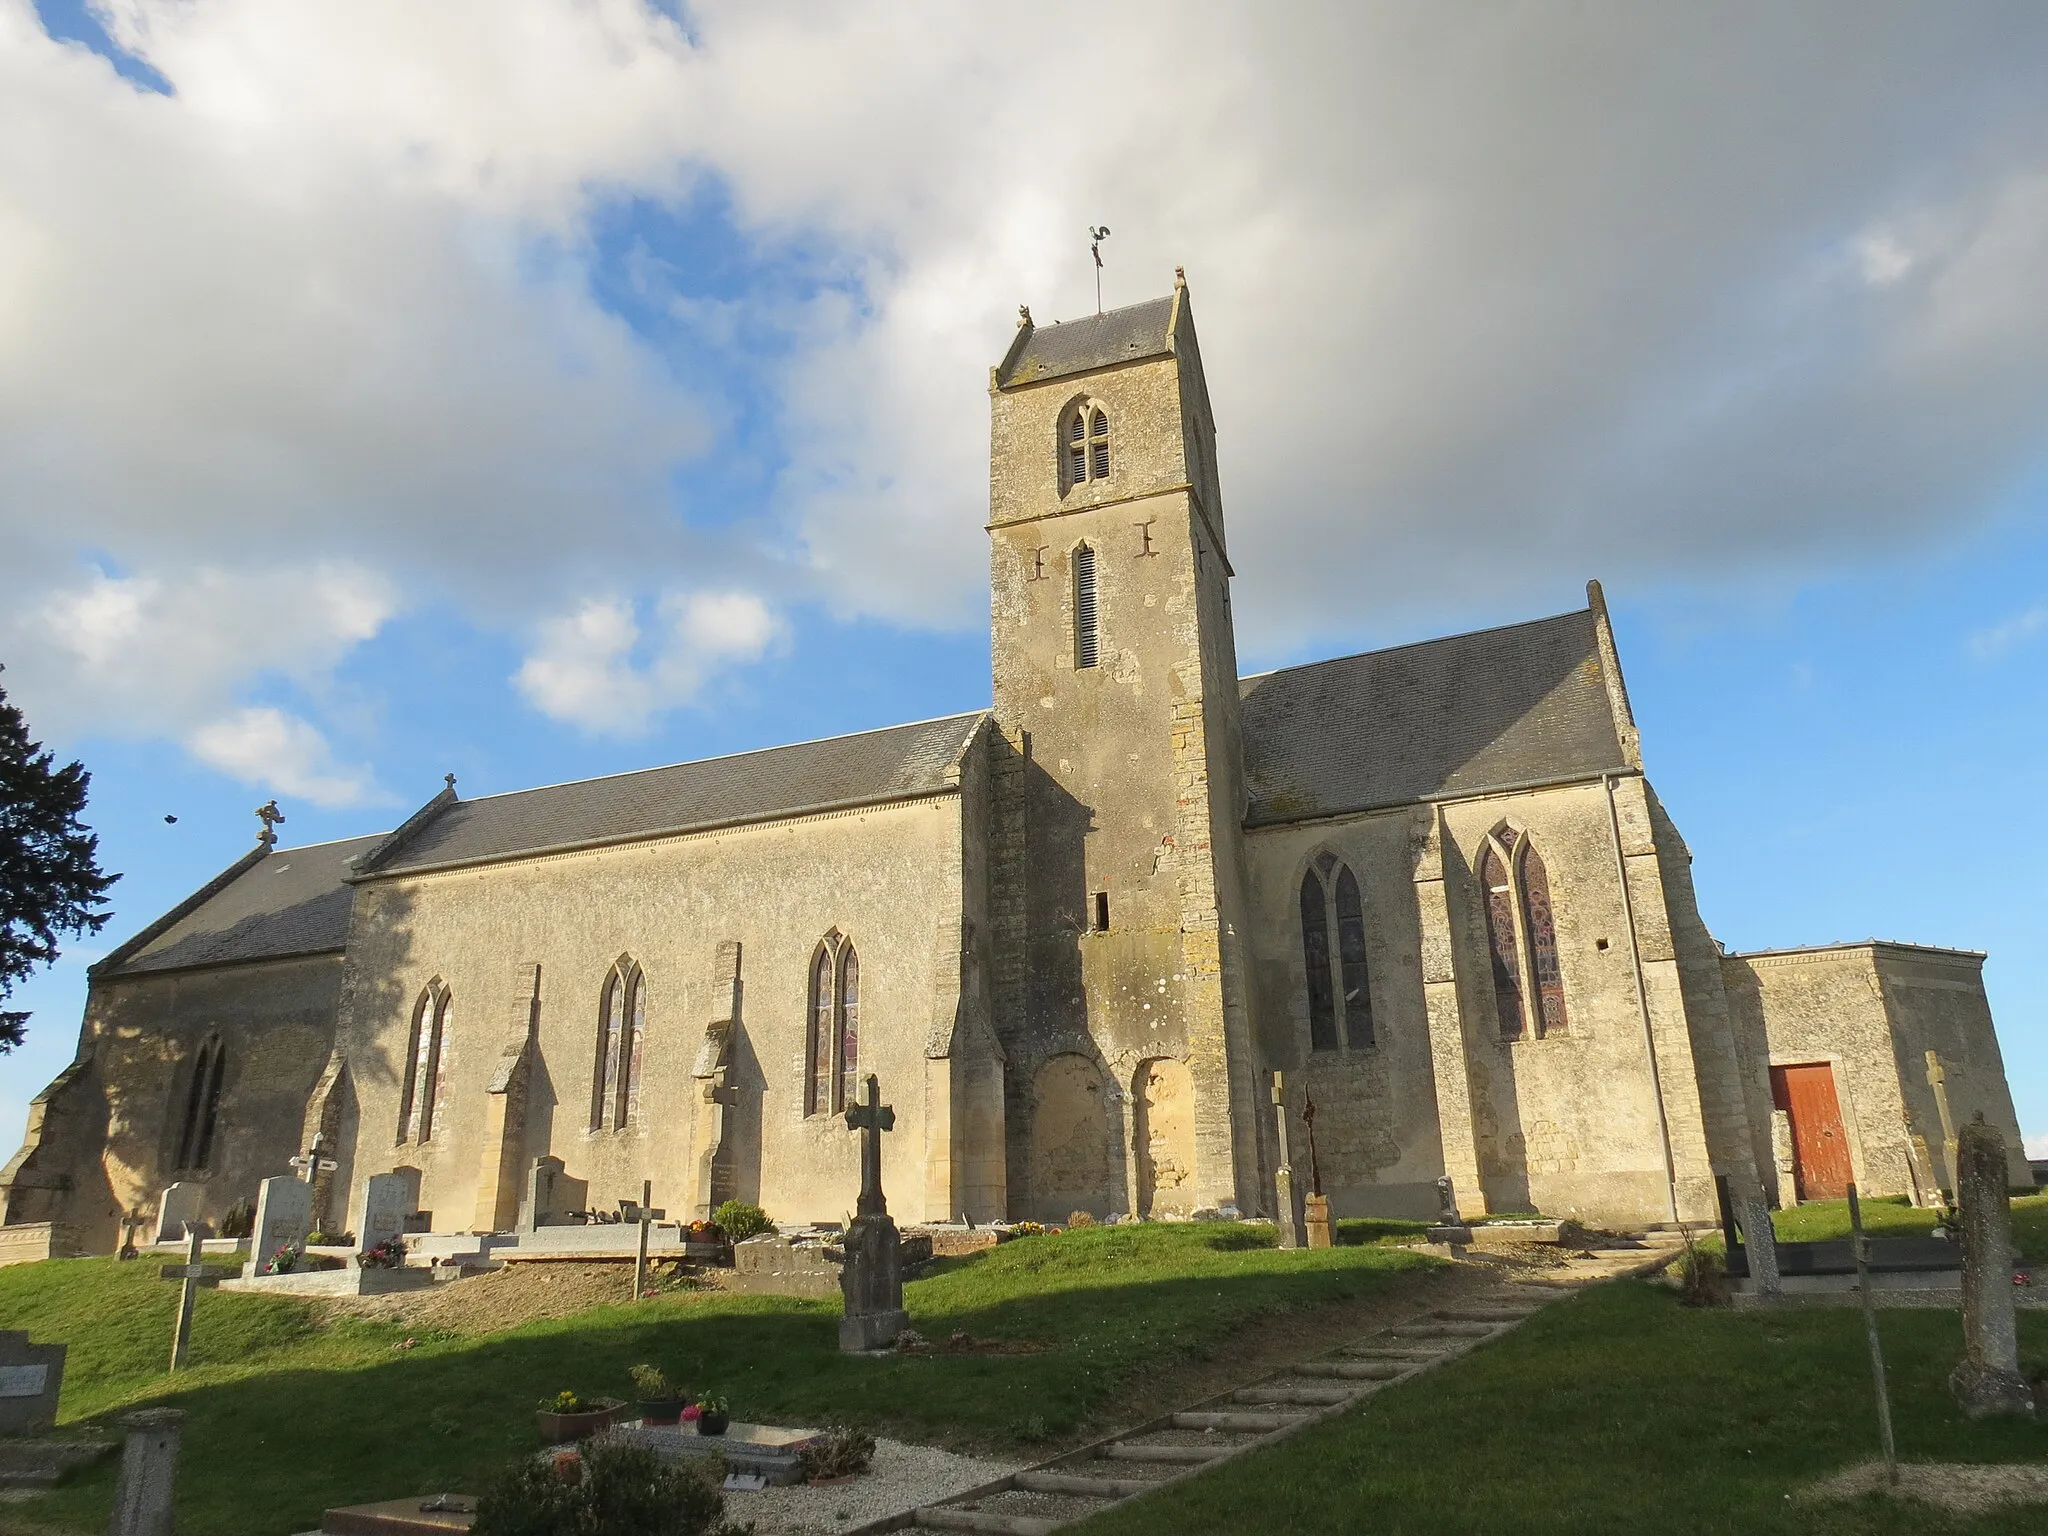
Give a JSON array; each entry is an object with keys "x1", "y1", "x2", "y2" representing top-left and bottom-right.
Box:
[
  {"x1": 1299, "y1": 852, "x2": 1376, "y2": 1050},
  {"x1": 175, "y1": 1034, "x2": 228, "y2": 1171},
  {"x1": 399, "y1": 982, "x2": 451, "y2": 1143},
  {"x1": 1073, "y1": 543, "x2": 1100, "y2": 669},
  {"x1": 1061, "y1": 402, "x2": 1111, "y2": 491},
  {"x1": 806, "y1": 933, "x2": 861, "y2": 1116},
  {"x1": 1477, "y1": 824, "x2": 1569, "y2": 1039},
  {"x1": 592, "y1": 959, "x2": 647, "y2": 1132}
]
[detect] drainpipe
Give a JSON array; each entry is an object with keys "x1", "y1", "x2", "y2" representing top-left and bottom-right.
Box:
[{"x1": 1605, "y1": 772, "x2": 1681, "y2": 1226}]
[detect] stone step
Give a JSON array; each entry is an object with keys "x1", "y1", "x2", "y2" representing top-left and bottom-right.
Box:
[
  {"x1": 916, "y1": 1507, "x2": 1058, "y2": 1536},
  {"x1": 1231, "y1": 1384, "x2": 1356, "y2": 1406},
  {"x1": 1173, "y1": 1410, "x2": 1306, "y2": 1433},
  {"x1": 1015, "y1": 1470, "x2": 1154, "y2": 1499},
  {"x1": 1340, "y1": 1345, "x2": 1445, "y2": 1361},
  {"x1": 1101, "y1": 1442, "x2": 1226, "y2": 1464},
  {"x1": 1297, "y1": 1360, "x2": 1408, "y2": 1381},
  {"x1": 1434, "y1": 1307, "x2": 1539, "y2": 1323},
  {"x1": 1387, "y1": 1321, "x2": 1496, "y2": 1338}
]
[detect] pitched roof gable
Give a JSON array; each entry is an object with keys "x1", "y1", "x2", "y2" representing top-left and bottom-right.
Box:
[
  {"x1": 1239, "y1": 609, "x2": 1629, "y2": 825},
  {"x1": 996, "y1": 297, "x2": 1176, "y2": 388}
]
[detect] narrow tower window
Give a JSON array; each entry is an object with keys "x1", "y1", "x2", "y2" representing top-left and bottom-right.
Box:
[
  {"x1": 1059, "y1": 402, "x2": 1111, "y2": 491},
  {"x1": 1093, "y1": 891, "x2": 1111, "y2": 932},
  {"x1": 1073, "y1": 543, "x2": 1099, "y2": 669}
]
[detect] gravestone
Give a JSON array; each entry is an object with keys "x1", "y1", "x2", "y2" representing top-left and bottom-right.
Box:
[
  {"x1": 519, "y1": 1156, "x2": 588, "y2": 1231},
  {"x1": 352, "y1": 1168, "x2": 423, "y2": 1258},
  {"x1": 837, "y1": 1074, "x2": 910, "y2": 1352},
  {"x1": 1270, "y1": 1073, "x2": 1303, "y2": 1249},
  {"x1": 1948, "y1": 1115, "x2": 2033, "y2": 1418},
  {"x1": 0, "y1": 1332, "x2": 65, "y2": 1434},
  {"x1": 1734, "y1": 1182, "x2": 1781, "y2": 1298},
  {"x1": 153, "y1": 1183, "x2": 202, "y2": 1246},
  {"x1": 241, "y1": 1175, "x2": 312, "y2": 1278},
  {"x1": 107, "y1": 1408, "x2": 183, "y2": 1536},
  {"x1": 1427, "y1": 1175, "x2": 1474, "y2": 1245}
]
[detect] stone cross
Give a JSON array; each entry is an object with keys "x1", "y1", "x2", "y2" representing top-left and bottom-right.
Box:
[
  {"x1": 254, "y1": 798, "x2": 286, "y2": 848},
  {"x1": 1926, "y1": 1050, "x2": 1960, "y2": 1197},
  {"x1": 0, "y1": 1331, "x2": 66, "y2": 1434},
  {"x1": 621, "y1": 1180, "x2": 666, "y2": 1301},
  {"x1": 158, "y1": 1225, "x2": 231, "y2": 1371},
  {"x1": 846, "y1": 1074, "x2": 895, "y2": 1219},
  {"x1": 289, "y1": 1132, "x2": 338, "y2": 1186},
  {"x1": 1300, "y1": 1089, "x2": 1334, "y2": 1249},
  {"x1": 108, "y1": 1407, "x2": 184, "y2": 1536},
  {"x1": 1270, "y1": 1073, "x2": 1302, "y2": 1249},
  {"x1": 119, "y1": 1208, "x2": 146, "y2": 1261},
  {"x1": 1301, "y1": 1089, "x2": 1325, "y2": 1198},
  {"x1": 1948, "y1": 1115, "x2": 2033, "y2": 1418},
  {"x1": 836, "y1": 1074, "x2": 909, "y2": 1352}
]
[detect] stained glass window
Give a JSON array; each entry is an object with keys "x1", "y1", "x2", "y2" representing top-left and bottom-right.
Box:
[
  {"x1": 594, "y1": 971, "x2": 624, "y2": 1130},
  {"x1": 838, "y1": 946, "x2": 861, "y2": 1112},
  {"x1": 1521, "y1": 844, "x2": 1568, "y2": 1036},
  {"x1": 1300, "y1": 869, "x2": 1337, "y2": 1051},
  {"x1": 1335, "y1": 865, "x2": 1375, "y2": 1048},
  {"x1": 1481, "y1": 842, "x2": 1525, "y2": 1039},
  {"x1": 809, "y1": 947, "x2": 835, "y2": 1116}
]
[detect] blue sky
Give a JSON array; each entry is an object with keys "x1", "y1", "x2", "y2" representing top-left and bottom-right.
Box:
[{"x1": 2, "y1": 2, "x2": 2044, "y2": 1156}]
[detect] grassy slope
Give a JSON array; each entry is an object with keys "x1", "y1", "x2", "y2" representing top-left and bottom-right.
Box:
[
  {"x1": 1079, "y1": 1280, "x2": 2048, "y2": 1536},
  {"x1": 1771, "y1": 1193, "x2": 2048, "y2": 1264},
  {"x1": 0, "y1": 1222, "x2": 1428, "y2": 1536}
]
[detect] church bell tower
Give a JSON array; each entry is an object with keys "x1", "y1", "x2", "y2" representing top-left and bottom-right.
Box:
[{"x1": 986, "y1": 273, "x2": 1260, "y2": 1221}]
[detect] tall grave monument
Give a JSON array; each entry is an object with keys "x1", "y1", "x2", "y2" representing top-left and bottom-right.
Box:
[{"x1": 837, "y1": 1075, "x2": 910, "y2": 1352}]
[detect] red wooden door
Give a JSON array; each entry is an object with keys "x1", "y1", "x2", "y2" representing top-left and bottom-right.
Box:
[{"x1": 1770, "y1": 1063, "x2": 1852, "y2": 1201}]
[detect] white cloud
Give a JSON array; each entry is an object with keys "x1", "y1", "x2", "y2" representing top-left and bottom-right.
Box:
[
  {"x1": 515, "y1": 589, "x2": 781, "y2": 734},
  {"x1": 7, "y1": 0, "x2": 2048, "y2": 773},
  {"x1": 2026, "y1": 1130, "x2": 2047, "y2": 1161},
  {"x1": 187, "y1": 707, "x2": 383, "y2": 809},
  {"x1": 1969, "y1": 603, "x2": 2048, "y2": 661}
]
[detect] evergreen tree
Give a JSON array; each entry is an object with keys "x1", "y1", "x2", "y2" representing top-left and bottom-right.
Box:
[{"x1": 0, "y1": 668, "x2": 117, "y2": 1051}]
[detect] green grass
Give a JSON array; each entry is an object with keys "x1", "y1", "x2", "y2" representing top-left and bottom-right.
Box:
[
  {"x1": 1079, "y1": 1280, "x2": 2048, "y2": 1536},
  {"x1": 0, "y1": 1221, "x2": 1430, "y2": 1535},
  {"x1": 1771, "y1": 1193, "x2": 2048, "y2": 1264}
]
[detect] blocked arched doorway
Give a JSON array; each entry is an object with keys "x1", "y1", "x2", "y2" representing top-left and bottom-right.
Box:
[
  {"x1": 1028, "y1": 1053, "x2": 1116, "y2": 1222},
  {"x1": 1133, "y1": 1057, "x2": 1196, "y2": 1218}
]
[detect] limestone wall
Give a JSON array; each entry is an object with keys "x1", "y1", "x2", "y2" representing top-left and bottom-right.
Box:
[
  {"x1": 336, "y1": 794, "x2": 976, "y2": 1233},
  {"x1": 1874, "y1": 947, "x2": 2031, "y2": 1190},
  {"x1": 0, "y1": 953, "x2": 344, "y2": 1251}
]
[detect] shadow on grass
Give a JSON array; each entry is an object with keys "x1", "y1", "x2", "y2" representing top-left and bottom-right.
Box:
[{"x1": 21, "y1": 1228, "x2": 1437, "y2": 1536}]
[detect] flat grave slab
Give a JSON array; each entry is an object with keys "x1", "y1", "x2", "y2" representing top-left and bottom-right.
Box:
[
  {"x1": 0, "y1": 1436, "x2": 115, "y2": 1488},
  {"x1": 321, "y1": 1495, "x2": 475, "y2": 1534},
  {"x1": 600, "y1": 1420, "x2": 823, "y2": 1485},
  {"x1": 219, "y1": 1267, "x2": 434, "y2": 1298}
]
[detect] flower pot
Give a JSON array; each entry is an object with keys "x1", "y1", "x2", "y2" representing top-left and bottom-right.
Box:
[
  {"x1": 638, "y1": 1398, "x2": 687, "y2": 1426},
  {"x1": 697, "y1": 1411, "x2": 731, "y2": 1437},
  {"x1": 536, "y1": 1401, "x2": 624, "y2": 1442}
]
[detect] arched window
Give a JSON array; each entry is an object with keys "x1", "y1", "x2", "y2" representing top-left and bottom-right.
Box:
[
  {"x1": 1061, "y1": 402, "x2": 1111, "y2": 491},
  {"x1": 399, "y1": 982, "x2": 451, "y2": 1143},
  {"x1": 806, "y1": 933, "x2": 862, "y2": 1115},
  {"x1": 592, "y1": 960, "x2": 646, "y2": 1131},
  {"x1": 1478, "y1": 825, "x2": 1569, "y2": 1039},
  {"x1": 1073, "y1": 543, "x2": 1100, "y2": 669},
  {"x1": 176, "y1": 1034, "x2": 227, "y2": 1171},
  {"x1": 1299, "y1": 852, "x2": 1375, "y2": 1051}
]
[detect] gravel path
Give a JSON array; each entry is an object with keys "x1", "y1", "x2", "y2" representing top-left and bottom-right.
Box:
[{"x1": 721, "y1": 1438, "x2": 1022, "y2": 1535}]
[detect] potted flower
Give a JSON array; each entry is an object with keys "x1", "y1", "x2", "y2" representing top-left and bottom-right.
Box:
[
  {"x1": 628, "y1": 1364, "x2": 688, "y2": 1426},
  {"x1": 357, "y1": 1234, "x2": 407, "y2": 1270},
  {"x1": 262, "y1": 1240, "x2": 304, "y2": 1275},
  {"x1": 535, "y1": 1389, "x2": 624, "y2": 1442},
  {"x1": 693, "y1": 1394, "x2": 731, "y2": 1437}
]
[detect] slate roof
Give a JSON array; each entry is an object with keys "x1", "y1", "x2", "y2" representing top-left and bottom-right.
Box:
[
  {"x1": 362, "y1": 712, "x2": 988, "y2": 876},
  {"x1": 997, "y1": 297, "x2": 1176, "y2": 388},
  {"x1": 106, "y1": 834, "x2": 386, "y2": 976},
  {"x1": 1239, "y1": 609, "x2": 1629, "y2": 826}
]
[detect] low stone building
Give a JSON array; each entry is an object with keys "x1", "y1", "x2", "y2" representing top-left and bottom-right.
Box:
[{"x1": 4, "y1": 277, "x2": 2031, "y2": 1254}]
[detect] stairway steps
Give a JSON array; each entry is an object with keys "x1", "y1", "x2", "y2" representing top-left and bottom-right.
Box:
[
  {"x1": 915, "y1": 1509, "x2": 1058, "y2": 1536},
  {"x1": 1101, "y1": 1443, "x2": 1225, "y2": 1464},
  {"x1": 1230, "y1": 1384, "x2": 1356, "y2": 1406},
  {"x1": 1297, "y1": 1360, "x2": 1409, "y2": 1381},
  {"x1": 1173, "y1": 1410, "x2": 1305, "y2": 1433},
  {"x1": 1014, "y1": 1471, "x2": 1155, "y2": 1499},
  {"x1": 1388, "y1": 1322, "x2": 1495, "y2": 1338}
]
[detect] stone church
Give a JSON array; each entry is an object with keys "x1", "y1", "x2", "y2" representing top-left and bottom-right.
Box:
[{"x1": 3, "y1": 276, "x2": 2032, "y2": 1257}]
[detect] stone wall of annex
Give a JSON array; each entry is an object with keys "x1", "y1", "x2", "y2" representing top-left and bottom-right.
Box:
[
  {"x1": 334, "y1": 785, "x2": 992, "y2": 1237},
  {"x1": 1, "y1": 954, "x2": 343, "y2": 1250}
]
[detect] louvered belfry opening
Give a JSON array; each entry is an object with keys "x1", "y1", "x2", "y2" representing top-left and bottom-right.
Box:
[
  {"x1": 1090, "y1": 409, "x2": 1110, "y2": 479},
  {"x1": 1073, "y1": 543, "x2": 1100, "y2": 668}
]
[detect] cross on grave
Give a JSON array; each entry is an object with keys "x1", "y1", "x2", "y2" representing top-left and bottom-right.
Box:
[
  {"x1": 288, "y1": 1132, "x2": 338, "y2": 1185},
  {"x1": 846, "y1": 1074, "x2": 895, "y2": 1219},
  {"x1": 1925, "y1": 1050, "x2": 1960, "y2": 1199},
  {"x1": 1270, "y1": 1072, "x2": 1302, "y2": 1249},
  {"x1": 835, "y1": 1075, "x2": 909, "y2": 1352},
  {"x1": 158, "y1": 1226, "x2": 235, "y2": 1371},
  {"x1": 619, "y1": 1180, "x2": 667, "y2": 1301},
  {"x1": 118, "y1": 1208, "x2": 146, "y2": 1261},
  {"x1": 1299, "y1": 1089, "x2": 1334, "y2": 1249},
  {"x1": 1301, "y1": 1090, "x2": 1325, "y2": 1197}
]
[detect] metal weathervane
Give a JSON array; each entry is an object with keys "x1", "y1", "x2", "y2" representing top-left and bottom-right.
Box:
[{"x1": 1089, "y1": 225, "x2": 1111, "y2": 313}]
